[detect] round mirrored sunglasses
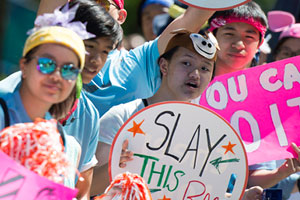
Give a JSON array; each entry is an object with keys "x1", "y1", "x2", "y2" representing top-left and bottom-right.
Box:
[{"x1": 35, "y1": 57, "x2": 80, "y2": 81}]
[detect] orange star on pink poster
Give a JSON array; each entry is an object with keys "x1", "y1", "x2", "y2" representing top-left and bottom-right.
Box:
[
  {"x1": 127, "y1": 120, "x2": 145, "y2": 137},
  {"x1": 158, "y1": 195, "x2": 171, "y2": 200},
  {"x1": 222, "y1": 141, "x2": 237, "y2": 155}
]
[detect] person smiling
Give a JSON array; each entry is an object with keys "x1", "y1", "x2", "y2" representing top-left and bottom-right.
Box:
[
  {"x1": 0, "y1": 1, "x2": 123, "y2": 198},
  {"x1": 207, "y1": 1, "x2": 268, "y2": 76},
  {"x1": 0, "y1": 25, "x2": 85, "y2": 189}
]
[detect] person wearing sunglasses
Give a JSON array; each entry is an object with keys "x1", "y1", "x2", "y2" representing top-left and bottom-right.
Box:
[
  {"x1": 0, "y1": 25, "x2": 85, "y2": 189},
  {"x1": 95, "y1": 0, "x2": 127, "y2": 25},
  {"x1": 37, "y1": 0, "x2": 214, "y2": 193},
  {"x1": 0, "y1": 0, "x2": 122, "y2": 199}
]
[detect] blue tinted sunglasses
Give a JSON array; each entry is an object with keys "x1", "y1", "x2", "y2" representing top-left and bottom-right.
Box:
[{"x1": 36, "y1": 57, "x2": 80, "y2": 81}]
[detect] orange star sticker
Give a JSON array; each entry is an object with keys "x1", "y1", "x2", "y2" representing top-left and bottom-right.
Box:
[
  {"x1": 158, "y1": 195, "x2": 171, "y2": 200},
  {"x1": 127, "y1": 120, "x2": 145, "y2": 137},
  {"x1": 222, "y1": 141, "x2": 237, "y2": 155}
]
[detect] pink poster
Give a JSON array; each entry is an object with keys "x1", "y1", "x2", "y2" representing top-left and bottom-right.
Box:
[
  {"x1": 0, "y1": 151, "x2": 77, "y2": 200},
  {"x1": 199, "y1": 56, "x2": 300, "y2": 165}
]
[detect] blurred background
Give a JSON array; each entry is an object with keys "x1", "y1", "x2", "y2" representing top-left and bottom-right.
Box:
[
  {"x1": 0, "y1": 0, "x2": 299, "y2": 79},
  {"x1": 1, "y1": 1, "x2": 300, "y2": 199}
]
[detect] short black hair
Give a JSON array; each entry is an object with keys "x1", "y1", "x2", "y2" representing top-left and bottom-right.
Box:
[
  {"x1": 209, "y1": 1, "x2": 268, "y2": 32},
  {"x1": 68, "y1": 0, "x2": 123, "y2": 47}
]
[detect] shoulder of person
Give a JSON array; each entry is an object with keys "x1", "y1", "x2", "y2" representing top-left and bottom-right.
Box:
[{"x1": 78, "y1": 91, "x2": 100, "y2": 119}]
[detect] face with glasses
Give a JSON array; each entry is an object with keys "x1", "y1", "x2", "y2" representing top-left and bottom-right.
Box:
[
  {"x1": 95, "y1": 0, "x2": 127, "y2": 25},
  {"x1": 274, "y1": 37, "x2": 300, "y2": 61},
  {"x1": 96, "y1": 0, "x2": 119, "y2": 11},
  {"x1": 20, "y1": 43, "x2": 80, "y2": 106}
]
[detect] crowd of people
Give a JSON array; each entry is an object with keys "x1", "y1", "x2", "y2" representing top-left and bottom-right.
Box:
[{"x1": 0, "y1": 0, "x2": 300, "y2": 199}]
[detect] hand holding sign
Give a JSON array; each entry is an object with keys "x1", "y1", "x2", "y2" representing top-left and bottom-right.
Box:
[
  {"x1": 179, "y1": 0, "x2": 250, "y2": 10},
  {"x1": 119, "y1": 139, "x2": 133, "y2": 168},
  {"x1": 110, "y1": 102, "x2": 248, "y2": 200},
  {"x1": 282, "y1": 143, "x2": 300, "y2": 175}
]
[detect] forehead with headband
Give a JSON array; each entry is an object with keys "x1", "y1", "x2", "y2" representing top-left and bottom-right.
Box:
[
  {"x1": 164, "y1": 29, "x2": 218, "y2": 61},
  {"x1": 208, "y1": 15, "x2": 267, "y2": 42}
]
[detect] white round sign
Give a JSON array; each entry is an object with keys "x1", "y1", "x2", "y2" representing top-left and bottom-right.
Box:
[
  {"x1": 178, "y1": 0, "x2": 251, "y2": 10},
  {"x1": 110, "y1": 102, "x2": 248, "y2": 200}
]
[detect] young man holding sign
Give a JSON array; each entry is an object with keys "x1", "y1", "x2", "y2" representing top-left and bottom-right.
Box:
[
  {"x1": 95, "y1": 29, "x2": 218, "y2": 194},
  {"x1": 96, "y1": 29, "x2": 264, "y2": 200},
  {"x1": 205, "y1": 2, "x2": 300, "y2": 199}
]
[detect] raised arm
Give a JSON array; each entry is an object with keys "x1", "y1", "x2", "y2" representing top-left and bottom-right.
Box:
[
  {"x1": 157, "y1": 6, "x2": 214, "y2": 54},
  {"x1": 37, "y1": 0, "x2": 68, "y2": 16}
]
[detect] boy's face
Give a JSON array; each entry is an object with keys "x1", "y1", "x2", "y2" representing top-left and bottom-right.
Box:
[
  {"x1": 215, "y1": 22, "x2": 260, "y2": 72},
  {"x1": 81, "y1": 37, "x2": 115, "y2": 84},
  {"x1": 160, "y1": 47, "x2": 214, "y2": 101},
  {"x1": 141, "y1": 4, "x2": 169, "y2": 41}
]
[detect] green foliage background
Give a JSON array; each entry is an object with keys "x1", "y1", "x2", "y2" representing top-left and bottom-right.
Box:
[
  {"x1": 122, "y1": 0, "x2": 277, "y2": 35},
  {"x1": 0, "y1": 0, "x2": 279, "y2": 79}
]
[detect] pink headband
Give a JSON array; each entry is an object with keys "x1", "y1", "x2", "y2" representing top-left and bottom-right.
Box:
[
  {"x1": 208, "y1": 16, "x2": 267, "y2": 44},
  {"x1": 113, "y1": 0, "x2": 124, "y2": 9}
]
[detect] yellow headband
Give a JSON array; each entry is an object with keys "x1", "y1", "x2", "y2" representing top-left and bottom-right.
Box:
[{"x1": 23, "y1": 26, "x2": 85, "y2": 70}]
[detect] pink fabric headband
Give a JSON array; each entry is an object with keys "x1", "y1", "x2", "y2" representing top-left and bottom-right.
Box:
[
  {"x1": 208, "y1": 15, "x2": 267, "y2": 39},
  {"x1": 113, "y1": 0, "x2": 124, "y2": 9}
]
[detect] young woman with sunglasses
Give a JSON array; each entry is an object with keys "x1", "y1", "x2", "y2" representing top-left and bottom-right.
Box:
[
  {"x1": 0, "y1": 1, "x2": 122, "y2": 198},
  {"x1": 0, "y1": 26, "x2": 85, "y2": 189}
]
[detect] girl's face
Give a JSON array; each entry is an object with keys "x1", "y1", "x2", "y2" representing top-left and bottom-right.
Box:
[
  {"x1": 274, "y1": 37, "x2": 300, "y2": 61},
  {"x1": 160, "y1": 47, "x2": 214, "y2": 101},
  {"x1": 20, "y1": 43, "x2": 79, "y2": 106}
]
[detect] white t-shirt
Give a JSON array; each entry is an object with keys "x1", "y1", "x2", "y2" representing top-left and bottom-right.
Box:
[{"x1": 99, "y1": 99, "x2": 146, "y2": 145}]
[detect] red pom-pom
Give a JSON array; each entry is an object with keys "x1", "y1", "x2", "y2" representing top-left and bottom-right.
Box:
[
  {"x1": 0, "y1": 119, "x2": 70, "y2": 183},
  {"x1": 95, "y1": 172, "x2": 152, "y2": 200}
]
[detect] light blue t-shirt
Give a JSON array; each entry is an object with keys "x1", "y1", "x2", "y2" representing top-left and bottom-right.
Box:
[
  {"x1": 0, "y1": 89, "x2": 53, "y2": 129},
  {"x1": 62, "y1": 91, "x2": 99, "y2": 172},
  {"x1": 84, "y1": 38, "x2": 161, "y2": 116},
  {"x1": 0, "y1": 72, "x2": 99, "y2": 172},
  {"x1": 0, "y1": 89, "x2": 79, "y2": 189}
]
